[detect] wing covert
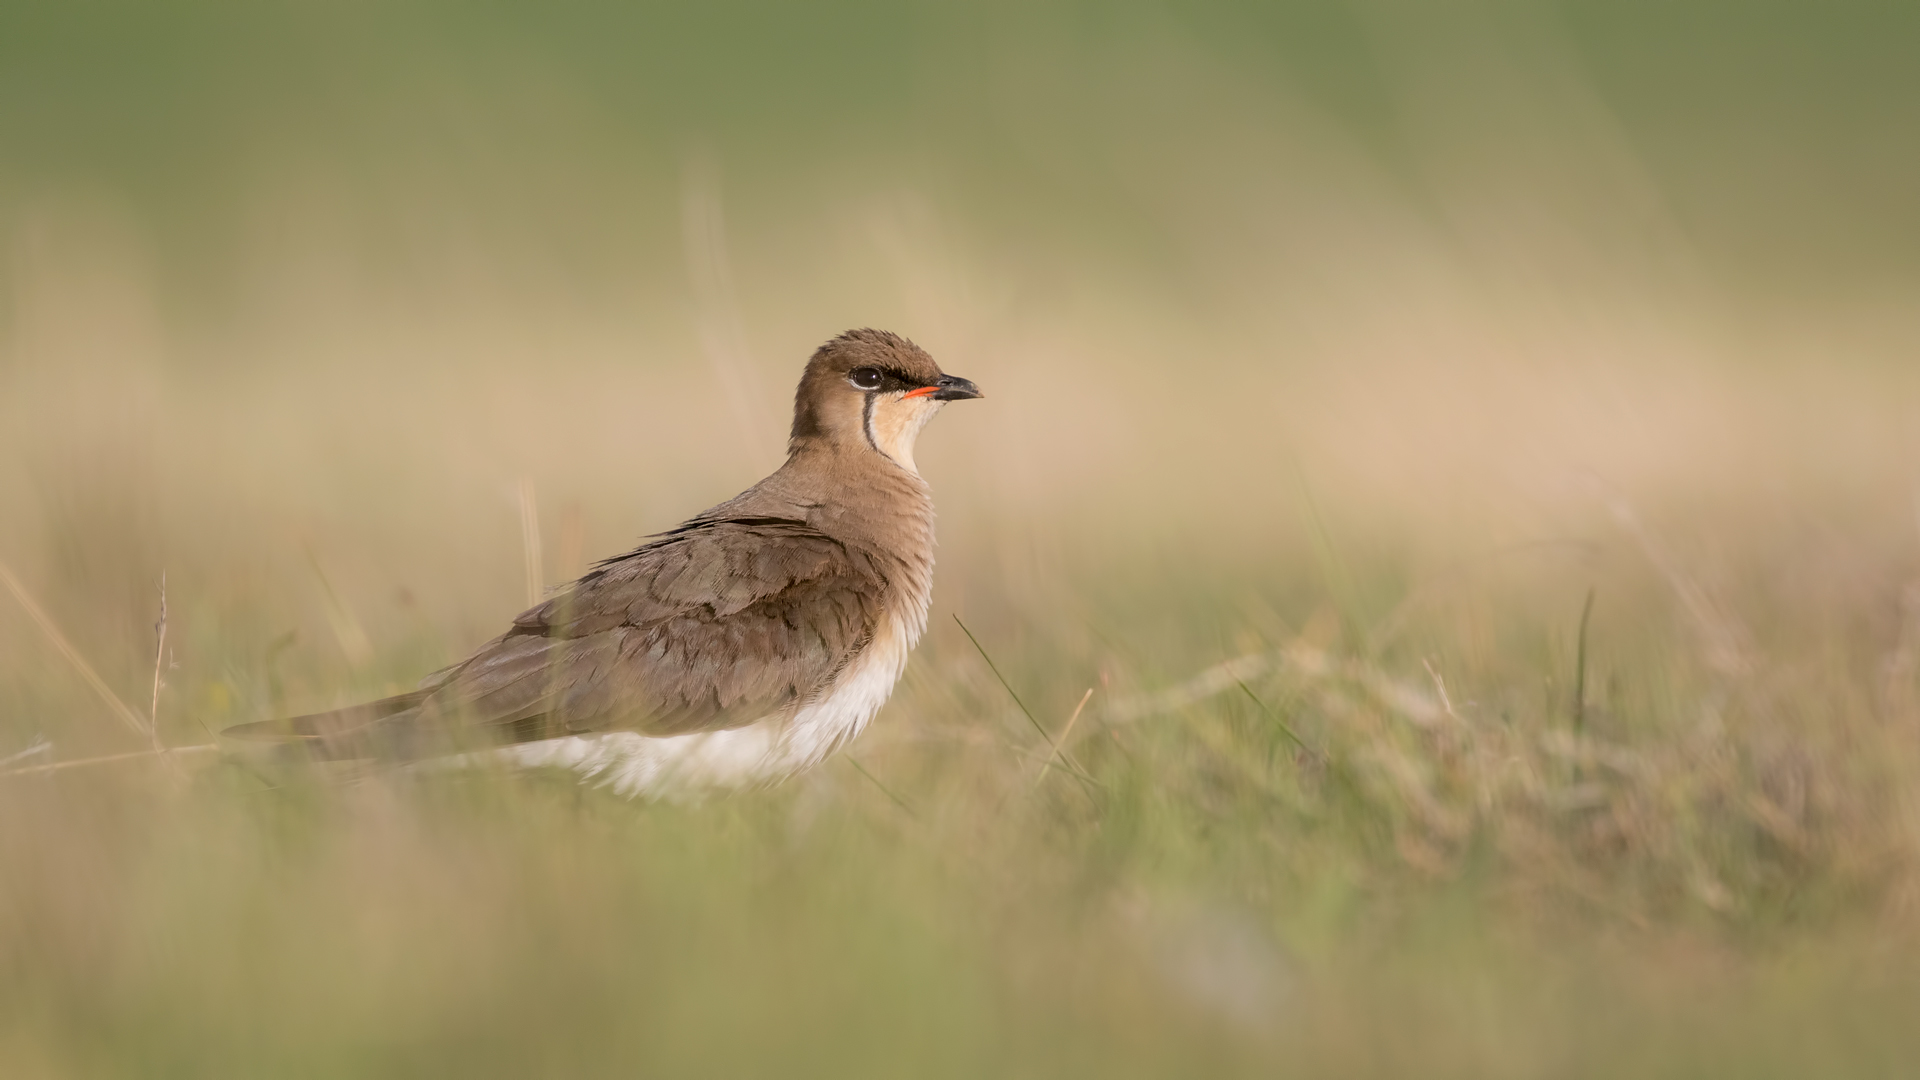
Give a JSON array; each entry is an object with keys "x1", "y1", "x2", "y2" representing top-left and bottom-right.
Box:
[{"x1": 415, "y1": 518, "x2": 885, "y2": 742}]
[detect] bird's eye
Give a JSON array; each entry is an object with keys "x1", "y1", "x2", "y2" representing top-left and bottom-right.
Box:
[{"x1": 848, "y1": 367, "x2": 882, "y2": 390}]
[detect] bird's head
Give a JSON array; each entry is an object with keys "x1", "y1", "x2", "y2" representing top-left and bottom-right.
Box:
[{"x1": 789, "y1": 328, "x2": 982, "y2": 472}]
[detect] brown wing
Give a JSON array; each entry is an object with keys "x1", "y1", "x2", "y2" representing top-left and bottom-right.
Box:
[{"x1": 227, "y1": 518, "x2": 886, "y2": 759}]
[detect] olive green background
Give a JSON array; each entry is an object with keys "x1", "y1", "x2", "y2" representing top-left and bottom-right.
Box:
[{"x1": 4, "y1": 3, "x2": 1919, "y2": 1076}]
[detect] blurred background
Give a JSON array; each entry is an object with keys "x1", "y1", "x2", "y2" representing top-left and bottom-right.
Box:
[{"x1": 4, "y1": 1, "x2": 1920, "y2": 1075}]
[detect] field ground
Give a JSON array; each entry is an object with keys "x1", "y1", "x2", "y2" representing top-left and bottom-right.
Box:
[
  {"x1": 6, "y1": 2, "x2": 1920, "y2": 1073},
  {"x1": 5, "y1": 335, "x2": 1920, "y2": 1077}
]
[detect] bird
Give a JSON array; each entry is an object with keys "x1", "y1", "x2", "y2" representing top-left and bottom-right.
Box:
[{"x1": 224, "y1": 328, "x2": 982, "y2": 797}]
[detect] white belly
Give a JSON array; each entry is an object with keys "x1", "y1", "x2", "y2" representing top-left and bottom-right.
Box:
[{"x1": 503, "y1": 611, "x2": 918, "y2": 799}]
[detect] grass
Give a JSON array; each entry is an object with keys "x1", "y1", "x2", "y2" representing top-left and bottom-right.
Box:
[
  {"x1": 6, "y1": 1, "x2": 1920, "y2": 1073},
  {"x1": 6, "y1": 422, "x2": 1920, "y2": 1076}
]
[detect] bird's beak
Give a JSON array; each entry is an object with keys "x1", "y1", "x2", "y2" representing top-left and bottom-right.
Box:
[{"x1": 910, "y1": 374, "x2": 983, "y2": 401}]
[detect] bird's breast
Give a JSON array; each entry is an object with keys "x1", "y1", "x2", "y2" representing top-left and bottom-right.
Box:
[{"x1": 777, "y1": 605, "x2": 920, "y2": 769}]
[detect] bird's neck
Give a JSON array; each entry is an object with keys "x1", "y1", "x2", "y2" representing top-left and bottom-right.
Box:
[{"x1": 771, "y1": 442, "x2": 937, "y2": 578}]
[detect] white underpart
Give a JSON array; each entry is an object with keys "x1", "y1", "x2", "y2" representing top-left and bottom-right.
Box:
[
  {"x1": 507, "y1": 602, "x2": 927, "y2": 800},
  {"x1": 866, "y1": 394, "x2": 942, "y2": 475}
]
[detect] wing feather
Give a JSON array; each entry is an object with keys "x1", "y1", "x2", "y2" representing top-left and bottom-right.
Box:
[{"x1": 286, "y1": 518, "x2": 888, "y2": 757}]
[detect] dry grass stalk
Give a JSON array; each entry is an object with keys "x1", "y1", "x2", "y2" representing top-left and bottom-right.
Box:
[
  {"x1": 955, "y1": 615, "x2": 1095, "y2": 786},
  {"x1": 517, "y1": 478, "x2": 544, "y2": 608},
  {"x1": 1029, "y1": 687, "x2": 1095, "y2": 791},
  {"x1": 147, "y1": 570, "x2": 169, "y2": 758},
  {"x1": 304, "y1": 550, "x2": 373, "y2": 665},
  {"x1": 1105, "y1": 644, "x2": 1441, "y2": 729},
  {"x1": 1603, "y1": 492, "x2": 1754, "y2": 679},
  {"x1": 0, "y1": 740, "x2": 52, "y2": 768},
  {"x1": 1, "y1": 744, "x2": 218, "y2": 778},
  {"x1": 1421, "y1": 658, "x2": 1459, "y2": 721},
  {"x1": 0, "y1": 554, "x2": 151, "y2": 737}
]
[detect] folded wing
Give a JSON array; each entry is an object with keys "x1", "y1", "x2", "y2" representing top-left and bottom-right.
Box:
[{"x1": 226, "y1": 518, "x2": 886, "y2": 759}]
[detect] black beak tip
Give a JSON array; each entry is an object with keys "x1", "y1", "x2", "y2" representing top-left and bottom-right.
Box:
[{"x1": 930, "y1": 374, "x2": 983, "y2": 401}]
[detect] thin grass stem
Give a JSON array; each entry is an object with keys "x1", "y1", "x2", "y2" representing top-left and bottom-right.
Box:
[
  {"x1": 1029, "y1": 687, "x2": 1094, "y2": 792},
  {"x1": 953, "y1": 615, "x2": 1096, "y2": 786},
  {"x1": 0, "y1": 555, "x2": 150, "y2": 737},
  {"x1": 844, "y1": 755, "x2": 917, "y2": 819},
  {"x1": 517, "y1": 479, "x2": 544, "y2": 608},
  {"x1": 148, "y1": 571, "x2": 169, "y2": 758},
  {"x1": 1573, "y1": 586, "x2": 1596, "y2": 736},
  {"x1": 2, "y1": 744, "x2": 219, "y2": 778},
  {"x1": 1236, "y1": 679, "x2": 1316, "y2": 757}
]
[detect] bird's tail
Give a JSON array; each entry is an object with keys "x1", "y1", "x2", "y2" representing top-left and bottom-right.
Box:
[{"x1": 220, "y1": 690, "x2": 435, "y2": 762}]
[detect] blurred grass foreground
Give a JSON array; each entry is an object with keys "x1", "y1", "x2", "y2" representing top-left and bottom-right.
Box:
[{"x1": 5, "y1": 1, "x2": 1920, "y2": 1075}]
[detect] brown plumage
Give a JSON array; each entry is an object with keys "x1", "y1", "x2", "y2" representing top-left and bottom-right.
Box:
[{"x1": 224, "y1": 329, "x2": 982, "y2": 794}]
